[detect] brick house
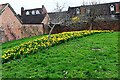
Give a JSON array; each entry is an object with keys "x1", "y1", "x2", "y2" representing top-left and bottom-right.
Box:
[
  {"x1": 0, "y1": 3, "x2": 49, "y2": 43},
  {"x1": 0, "y1": 3, "x2": 22, "y2": 42},
  {"x1": 19, "y1": 5, "x2": 49, "y2": 36}
]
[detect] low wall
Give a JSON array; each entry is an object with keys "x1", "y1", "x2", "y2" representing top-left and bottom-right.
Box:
[
  {"x1": 51, "y1": 20, "x2": 120, "y2": 34},
  {"x1": 0, "y1": 27, "x2": 22, "y2": 43},
  {"x1": 89, "y1": 21, "x2": 120, "y2": 31},
  {"x1": 1, "y1": 24, "x2": 45, "y2": 43},
  {"x1": 21, "y1": 24, "x2": 44, "y2": 38}
]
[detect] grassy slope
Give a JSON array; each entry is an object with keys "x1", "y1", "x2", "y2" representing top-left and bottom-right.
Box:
[{"x1": 2, "y1": 32, "x2": 119, "y2": 78}]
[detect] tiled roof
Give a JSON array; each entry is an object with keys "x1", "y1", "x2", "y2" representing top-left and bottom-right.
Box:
[
  {"x1": 19, "y1": 14, "x2": 45, "y2": 24},
  {"x1": 20, "y1": 6, "x2": 46, "y2": 24}
]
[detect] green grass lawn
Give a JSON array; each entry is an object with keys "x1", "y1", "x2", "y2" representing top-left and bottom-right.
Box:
[{"x1": 2, "y1": 32, "x2": 119, "y2": 78}]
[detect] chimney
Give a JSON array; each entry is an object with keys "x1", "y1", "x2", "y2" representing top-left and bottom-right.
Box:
[
  {"x1": 116, "y1": 3, "x2": 120, "y2": 13},
  {"x1": 21, "y1": 7, "x2": 24, "y2": 15},
  {"x1": 42, "y1": 5, "x2": 44, "y2": 8},
  {"x1": 42, "y1": 5, "x2": 47, "y2": 14}
]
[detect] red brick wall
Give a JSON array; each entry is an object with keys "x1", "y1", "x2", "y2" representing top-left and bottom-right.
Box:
[
  {"x1": 42, "y1": 14, "x2": 49, "y2": 34},
  {"x1": 41, "y1": 5, "x2": 49, "y2": 34},
  {"x1": 92, "y1": 21, "x2": 120, "y2": 31},
  {"x1": 0, "y1": 16, "x2": 2, "y2": 27},
  {"x1": 1, "y1": 6, "x2": 22, "y2": 42},
  {"x1": 51, "y1": 21, "x2": 120, "y2": 34},
  {"x1": 21, "y1": 24, "x2": 44, "y2": 38}
]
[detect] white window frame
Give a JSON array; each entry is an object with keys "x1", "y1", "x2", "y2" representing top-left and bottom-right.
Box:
[
  {"x1": 26, "y1": 11, "x2": 30, "y2": 15},
  {"x1": 36, "y1": 10, "x2": 40, "y2": 14},
  {"x1": 110, "y1": 5, "x2": 115, "y2": 11},
  {"x1": 76, "y1": 8, "x2": 80, "y2": 14},
  {"x1": 32, "y1": 10, "x2": 35, "y2": 15}
]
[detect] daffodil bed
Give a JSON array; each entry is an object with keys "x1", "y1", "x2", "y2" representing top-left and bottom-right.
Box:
[{"x1": 2, "y1": 30, "x2": 112, "y2": 63}]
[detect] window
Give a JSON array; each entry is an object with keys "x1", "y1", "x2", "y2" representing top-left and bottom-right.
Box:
[
  {"x1": 26, "y1": 11, "x2": 30, "y2": 15},
  {"x1": 110, "y1": 5, "x2": 115, "y2": 11},
  {"x1": 36, "y1": 10, "x2": 40, "y2": 14},
  {"x1": 76, "y1": 8, "x2": 80, "y2": 14},
  {"x1": 32, "y1": 10, "x2": 35, "y2": 15}
]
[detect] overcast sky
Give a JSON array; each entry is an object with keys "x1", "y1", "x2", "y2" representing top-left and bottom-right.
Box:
[{"x1": 0, "y1": 0, "x2": 120, "y2": 14}]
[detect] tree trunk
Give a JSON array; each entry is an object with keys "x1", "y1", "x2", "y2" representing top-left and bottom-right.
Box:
[
  {"x1": 48, "y1": 24, "x2": 56, "y2": 41},
  {"x1": 89, "y1": 23, "x2": 93, "y2": 32}
]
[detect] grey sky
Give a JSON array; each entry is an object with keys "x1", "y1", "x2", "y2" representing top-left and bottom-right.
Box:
[{"x1": 0, "y1": 0, "x2": 120, "y2": 14}]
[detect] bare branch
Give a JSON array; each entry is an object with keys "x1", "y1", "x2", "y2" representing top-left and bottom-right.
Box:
[
  {"x1": 48, "y1": 24, "x2": 52, "y2": 28},
  {"x1": 48, "y1": 24, "x2": 56, "y2": 41},
  {"x1": 48, "y1": 2, "x2": 66, "y2": 41}
]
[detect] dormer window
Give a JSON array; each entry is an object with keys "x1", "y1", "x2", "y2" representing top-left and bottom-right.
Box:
[
  {"x1": 110, "y1": 5, "x2": 115, "y2": 11},
  {"x1": 76, "y1": 8, "x2": 80, "y2": 14},
  {"x1": 26, "y1": 11, "x2": 30, "y2": 15},
  {"x1": 32, "y1": 10, "x2": 35, "y2": 15},
  {"x1": 36, "y1": 10, "x2": 40, "y2": 14}
]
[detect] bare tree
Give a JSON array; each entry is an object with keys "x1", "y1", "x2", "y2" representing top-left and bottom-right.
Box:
[
  {"x1": 88, "y1": 6, "x2": 96, "y2": 31},
  {"x1": 87, "y1": 1, "x2": 101, "y2": 31},
  {"x1": 48, "y1": 2, "x2": 65, "y2": 41},
  {"x1": 54, "y1": 2, "x2": 65, "y2": 12}
]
